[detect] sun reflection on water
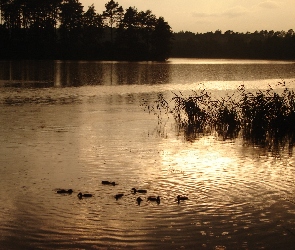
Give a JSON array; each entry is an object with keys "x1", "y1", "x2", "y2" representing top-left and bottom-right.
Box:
[
  {"x1": 160, "y1": 136, "x2": 236, "y2": 181},
  {"x1": 1, "y1": 60, "x2": 295, "y2": 249}
]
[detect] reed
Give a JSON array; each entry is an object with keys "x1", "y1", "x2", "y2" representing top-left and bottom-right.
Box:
[{"x1": 148, "y1": 82, "x2": 295, "y2": 151}]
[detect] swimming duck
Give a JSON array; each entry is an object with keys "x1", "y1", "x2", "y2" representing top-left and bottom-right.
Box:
[
  {"x1": 56, "y1": 189, "x2": 73, "y2": 194},
  {"x1": 102, "y1": 181, "x2": 116, "y2": 186},
  {"x1": 132, "y1": 188, "x2": 147, "y2": 194},
  {"x1": 114, "y1": 193, "x2": 124, "y2": 200},
  {"x1": 77, "y1": 192, "x2": 93, "y2": 198},
  {"x1": 177, "y1": 195, "x2": 188, "y2": 203},
  {"x1": 136, "y1": 197, "x2": 143, "y2": 205},
  {"x1": 147, "y1": 196, "x2": 160, "y2": 204}
]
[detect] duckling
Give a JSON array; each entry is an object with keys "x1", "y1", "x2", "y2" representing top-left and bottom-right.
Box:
[
  {"x1": 102, "y1": 181, "x2": 116, "y2": 186},
  {"x1": 147, "y1": 196, "x2": 160, "y2": 204},
  {"x1": 132, "y1": 188, "x2": 147, "y2": 194},
  {"x1": 114, "y1": 193, "x2": 124, "y2": 200},
  {"x1": 77, "y1": 192, "x2": 93, "y2": 198},
  {"x1": 56, "y1": 189, "x2": 73, "y2": 194},
  {"x1": 136, "y1": 197, "x2": 143, "y2": 205},
  {"x1": 177, "y1": 195, "x2": 188, "y2": 204}
]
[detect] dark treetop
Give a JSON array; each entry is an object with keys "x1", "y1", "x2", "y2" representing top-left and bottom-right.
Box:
[
  {"x1": 1, "y1": 1, "x2": 293, "y2": 61},
  {"x1": 171, "y1": 29, "x2": 295, "y2": 60},
  {"x1": 0, "y1": 0, "x2": 173, "y2": 61}
]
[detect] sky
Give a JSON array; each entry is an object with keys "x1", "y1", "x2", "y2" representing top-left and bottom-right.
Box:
[{"x1": 81, "y1": 0, "x2": 294, "y2": 33}]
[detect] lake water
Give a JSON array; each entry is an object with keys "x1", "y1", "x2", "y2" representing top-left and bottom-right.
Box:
[{"x1": 1, "y1": 58, "x2": 295, "y2": 249}]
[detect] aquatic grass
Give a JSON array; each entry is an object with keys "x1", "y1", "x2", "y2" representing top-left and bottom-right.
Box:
[
  {"x1": 171, "y1": 91, "x2": 212, "y2": 132},
  {"x1": 146, "y1": 81, "x2": 295, "y2": 153},
  {"x1": 212, "y1": 94, "x2": 241, "y2": 140},
  {"x1": 238, "y1": 83, "x2": 295, "y2": 150}
]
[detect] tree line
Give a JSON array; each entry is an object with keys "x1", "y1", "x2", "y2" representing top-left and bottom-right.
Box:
[
  {"x1": 1, "y1": 0, "x2": 294, "y2": 61},
  {"x1": 0, "y1": 0, "x2": 173, "y2": 61},
  {"x1": 171, "y1": 29, "x2": 295, "y2": 60}
]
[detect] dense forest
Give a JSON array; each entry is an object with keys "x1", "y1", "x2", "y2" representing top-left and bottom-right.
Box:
[
  {"x1": 0, "y1": 0, "x2": 294, "y2": 61},
  {"x1": 171, "y1": 29, "x2": 295, "y2": 60},
  {"x1": 0, "y1": 0, "x2": 173, "y2": 61}
]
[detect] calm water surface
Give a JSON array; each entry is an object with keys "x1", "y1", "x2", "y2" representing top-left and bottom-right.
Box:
[{"x1": 1, "y1": 59, "x2": 295, "y2": 249}]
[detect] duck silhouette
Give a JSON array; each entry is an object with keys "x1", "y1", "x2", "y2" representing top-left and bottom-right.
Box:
[
  {"x1": 177, "y1": 195, "x2": 188, "y2": 204},
  {"x1": 56, "y1": 189, "x2": 73, "y2": 194},
  {"x1": 132, "y1": 188, "x2": 147, "y2": 194},
  {"x1": 114, "y1": 193, "x2": 124, "y2": 200},
  {"x1": 102, "y1": 181, "x2": 116, "y2": 186},
  {"x1": 147, "y1": 196, "x2": 160, "y2": 204},
  {"x1": 136, "y1": 197, "x2": 143, "y2": 205},
  {"x1": 77, "y1": 192, "x2": 93, "y2": 198}
]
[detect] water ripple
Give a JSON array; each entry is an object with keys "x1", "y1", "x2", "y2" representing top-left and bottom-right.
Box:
[{"x1": 1, "y1": 84, "x2": 295, "y2": 249}]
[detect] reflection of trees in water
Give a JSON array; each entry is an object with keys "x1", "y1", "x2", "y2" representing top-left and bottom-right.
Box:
[
  {"x1": 114, "y1": 63, "x2": 171, "y2": 85},
  {"x1": 55, "y1": 61, "x2": 172, "y2": 86},
  {"x1": 0, "y1": 61, "x2": 55, "y2": 88},
  {"x1": 0, "y1": 61, "x2": 172, "y2": 87},
  {"x1": 55, "y1": 61, "x2": 105, "y2": 86},
  {"x1": 149, "y1": 83, "x2": 295, "y2": 156}
]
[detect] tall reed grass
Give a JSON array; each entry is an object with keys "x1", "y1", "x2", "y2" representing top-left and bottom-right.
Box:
[{"x1": 146, "y1": 82, "x2": 295, "y2": 153}]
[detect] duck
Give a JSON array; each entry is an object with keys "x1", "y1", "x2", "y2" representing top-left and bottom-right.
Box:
[
  {"x1": 136, "y1": 197, "x2": 143, "y2": 205},
  {"x1": 56, "y1": 189, "x2": 73, "y2": 194},
  {"x1": 77, "y1": 192, "x2": 93, "y2": 198},
  {"x1": 177, "y1": 195, "x2": 188, "y2": 203},
  {"x1": 102, "y1": 181, "x2": 116, "y2": 186},
  {"x1": 132, "y1": 188, "x2": 147, "y2": 194},
  {"x1": 114, "y1": 193, "x2": 124, "y2": 200},
  {"x1": 147, "y1": 196, "x2": 160, "y2": 204}
]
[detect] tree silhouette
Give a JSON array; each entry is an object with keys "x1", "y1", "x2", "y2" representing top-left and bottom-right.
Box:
[
  {"x1": 0, "y1": 1, "x2": 294, "y2": 60},
  {"x1": 102, "y1": 0, "x2": 123, "y2": 44},
  {"x1": 151, "y1": 17, "x2": 173, "y2": 61},
  {"x1": 171, "y1": 29, "x2": 295, "y2": 60},
  {"x1": 0, "y1": 0, "x2": 174, "y2": 60},
  {"x1": 138, "y1": 10, "x2": 157, "y2": 57},
  {"x1": 59, "y1": 0, "x2": 84, "y2": 58},
  {"x1": 115, "y1": 6, "x2": 142, "y2": 60},
  {"x1": 82, "y1": 4, "x2": 104, "y2": 59}
]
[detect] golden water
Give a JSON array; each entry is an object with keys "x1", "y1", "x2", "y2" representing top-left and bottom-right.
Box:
[{"x1": 0, "y1": 59, "x2": 295, "y2": 249}]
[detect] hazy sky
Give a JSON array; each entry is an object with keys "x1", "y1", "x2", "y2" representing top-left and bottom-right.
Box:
[{"x1": 81, "y1": 0, "x2": 293, "y2": 33}]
